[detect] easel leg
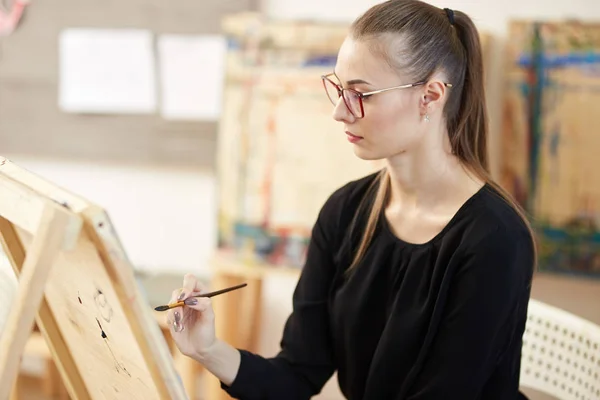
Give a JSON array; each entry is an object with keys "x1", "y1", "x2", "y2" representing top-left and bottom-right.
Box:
[
  {"x1": 237, "y1": 277, "x2": 262, "y2": 353},
  {"x1": 0, "y1": 215, "x2": 88, "y2": 400},
  {"x1": 43, "y1": 358, "x2": 58, "y2": 395},
  {"x1": 44, "y1": 359, "x2": 70, "y2": 399},
  {"x1": 10, "y1": 373, "x2": 18, "y2": 400},
  {"x1": 0, "y1": 207, "x2": 76, "y2": 400},
  {"x1": 206, "y1": 272, "x2": 263, "y2": 400},
  {"x1": 174, "y1": 351, "x2": 201, "y2": 400}
]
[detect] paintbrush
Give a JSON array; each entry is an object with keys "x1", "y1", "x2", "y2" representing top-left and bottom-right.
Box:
[{"x1": 154, "y1": 283, "x2": 248, "y2": 312}]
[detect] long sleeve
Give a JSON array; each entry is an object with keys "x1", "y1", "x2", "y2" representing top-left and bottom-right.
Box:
[
  {"x1": 221, "y1": 191, "x2": 343, "y2": 400},
  {"x1": 404, "y1": 224, "x2": 534, "y2": 400}
]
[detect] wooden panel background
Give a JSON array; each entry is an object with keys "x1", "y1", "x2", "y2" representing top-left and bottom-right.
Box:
[{"x1": 0, "y1": 0, "x2": 258, "y2": 168}]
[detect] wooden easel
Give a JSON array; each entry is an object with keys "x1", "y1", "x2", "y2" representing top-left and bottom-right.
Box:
[{"x1": 0, "y1": 156, "x2": 188, "y2": 400}]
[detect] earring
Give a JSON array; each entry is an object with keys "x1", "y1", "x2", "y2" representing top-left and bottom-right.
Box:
[{"x1": 424, "y1": 113, "x2": 430, "y2": 122}]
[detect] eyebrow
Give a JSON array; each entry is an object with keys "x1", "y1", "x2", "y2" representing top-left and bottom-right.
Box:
[
  {"x1": 346, "y1": 78, "x2": 371, "y2": 86},
  {"x1": 333, "y1": 71, "x2": 371, "y2": 86}
]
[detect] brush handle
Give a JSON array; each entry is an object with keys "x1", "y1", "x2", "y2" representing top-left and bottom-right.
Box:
[{"x1": 193, "y1": 282, "x2": 248, "y2": 298}]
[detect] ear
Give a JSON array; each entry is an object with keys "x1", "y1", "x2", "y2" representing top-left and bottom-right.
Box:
[{"x1": 419, "y1": 80, "x2": 446, "y2": 115}]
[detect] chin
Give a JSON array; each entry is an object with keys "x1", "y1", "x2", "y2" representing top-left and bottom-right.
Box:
[{"x1": 352, "y1": 146, "x2": 388, "y2": 161}]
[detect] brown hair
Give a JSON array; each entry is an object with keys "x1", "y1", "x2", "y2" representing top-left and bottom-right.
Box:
[{"x1": 346, "y1": 0, "x2": 537, "y2": 271}]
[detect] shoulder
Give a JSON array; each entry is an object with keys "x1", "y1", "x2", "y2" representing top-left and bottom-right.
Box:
[
  {"x1": 464, "y1": 184, "x2": 533, "y2": 245},
  {"x1": 312, "y1": 170, "x2": 381, "y2": 246},
  {"x1": 450, "y1": 184, "x2": 535, "y2": 281}
]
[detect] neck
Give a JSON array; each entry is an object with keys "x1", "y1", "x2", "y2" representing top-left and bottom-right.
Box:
[{"x1": 385, "y1": 132, "x2": 476, "y2": 211}]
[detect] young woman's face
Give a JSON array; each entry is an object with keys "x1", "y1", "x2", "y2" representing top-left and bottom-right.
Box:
[{"x1": 330, "y1": 37, "x2": 429, "y2": 161}]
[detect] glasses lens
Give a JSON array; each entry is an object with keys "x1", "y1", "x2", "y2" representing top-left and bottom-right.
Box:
[
  {"x1": 323, "y1": 78, "x2": 341, "y2": 106},
  {"x1": 343, "y1": 90, "x2": 363, "y2": 118}
]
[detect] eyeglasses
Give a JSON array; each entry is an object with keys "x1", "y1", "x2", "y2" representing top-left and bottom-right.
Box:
[{"x1": 321, "y1": 73, "x2": 452, "y2": 119}]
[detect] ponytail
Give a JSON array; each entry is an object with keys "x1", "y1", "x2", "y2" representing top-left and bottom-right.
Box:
[
  {"x1": 450, "y1": 10, "x2": 489, "y2": 173},
  {"x1": 452, "y1": 10, "x2": 538, "y2": 269}
]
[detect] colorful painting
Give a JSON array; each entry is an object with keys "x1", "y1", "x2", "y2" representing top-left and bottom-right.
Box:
[
  {"x1": 502, "y1": 21, "x2": 600, "y2": 278},
  {"x1": 215, "y1": 13, "x2": 380, "y2": 268}
]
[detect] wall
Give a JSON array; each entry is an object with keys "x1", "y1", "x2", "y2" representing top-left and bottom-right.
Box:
[
  {"x1": 0, "y1": 0, "x2": 257, "y2": 168},
  {"x1": 0, "y1": 0, "x2": 258, "y2": 276},
  {"x1": 262, "y1": 0, "x2": 600, "y2": 34},
  {"x1": 3, "y1": 154, "x2": 217, "y2": 277}
]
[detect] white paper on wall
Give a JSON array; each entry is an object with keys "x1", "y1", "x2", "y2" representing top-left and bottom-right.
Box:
[
  {"x1": 58, "y1": 28, "x2": 157, "y2": 114},
  {"x1": 157, "y1": 34, "x2": 227, "y2": 121}
]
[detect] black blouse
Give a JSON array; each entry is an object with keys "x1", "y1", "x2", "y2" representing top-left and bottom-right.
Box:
[{"x1": 221, "y1": 172, "x2": 535, "y2": 400}]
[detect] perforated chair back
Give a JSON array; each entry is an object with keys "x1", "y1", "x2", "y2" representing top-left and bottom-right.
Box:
[{"x1": 520, "y1": 299, "x2": 600, "y2": 400}]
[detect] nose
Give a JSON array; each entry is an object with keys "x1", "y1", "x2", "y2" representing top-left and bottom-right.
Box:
[{"x1": 332, "y1": 96, "x2": 355, "y2": 124}]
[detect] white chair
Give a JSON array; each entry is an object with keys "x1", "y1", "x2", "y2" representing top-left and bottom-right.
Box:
[{"x1": 520, "y1": 299, "x2": 600, "y2": 400}]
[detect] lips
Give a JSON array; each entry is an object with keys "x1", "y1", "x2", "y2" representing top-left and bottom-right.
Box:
[
  {"x1": 345, "y1": 131, "x2": 363, "y2": 144},
  {"x1": 345, "y1": 131, "x2": 363, "y2": 139}
]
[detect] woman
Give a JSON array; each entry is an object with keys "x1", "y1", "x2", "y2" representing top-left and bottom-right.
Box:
[{"x1": 166, "y1": 1, "x2": 536, "y2": 399}]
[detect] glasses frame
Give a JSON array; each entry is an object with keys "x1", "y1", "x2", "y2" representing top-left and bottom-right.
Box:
[{"x1": 321, "y1": 73, "x2": 453, "y2": 119}]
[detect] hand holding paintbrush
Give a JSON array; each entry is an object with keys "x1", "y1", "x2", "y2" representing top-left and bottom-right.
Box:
[{"x1": 164, "y1": 274, "x2": 246, "y2": 368}]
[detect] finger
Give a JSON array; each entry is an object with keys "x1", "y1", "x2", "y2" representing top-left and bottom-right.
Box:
[
  {"x1": 174, "y1": 289, "x2": 207, "y2": 326},
  {"x1": 167, "y1": 287, "x2": 205, "y2": 332},
  {"x1": 165, "y1": 288, "x2": 182, "y2": 322},
  {"x1": 166, "y1": 288, "x2": 186, "y2": 332},
  {"x1": 168, "y1": 308, "x2": 185, "y2": 333},
  {"x1": 179, "y1": 273, "x2": 208, "y2": 301},
  {"x1": 183, "y1": 296, "x2": 208, "y2": 309},
  {"x1": 183, "y1": 298, "x2": 214, "y2": 320},
  {"x1": 168, "y1": 285, "x2": 206, "y2": 331},
  {"x1": 181, "y1": 289, "x2": 205, "y2": 303},
  {"x1": 165, "y1": 309, "x2": 183, "y2": 330}
]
